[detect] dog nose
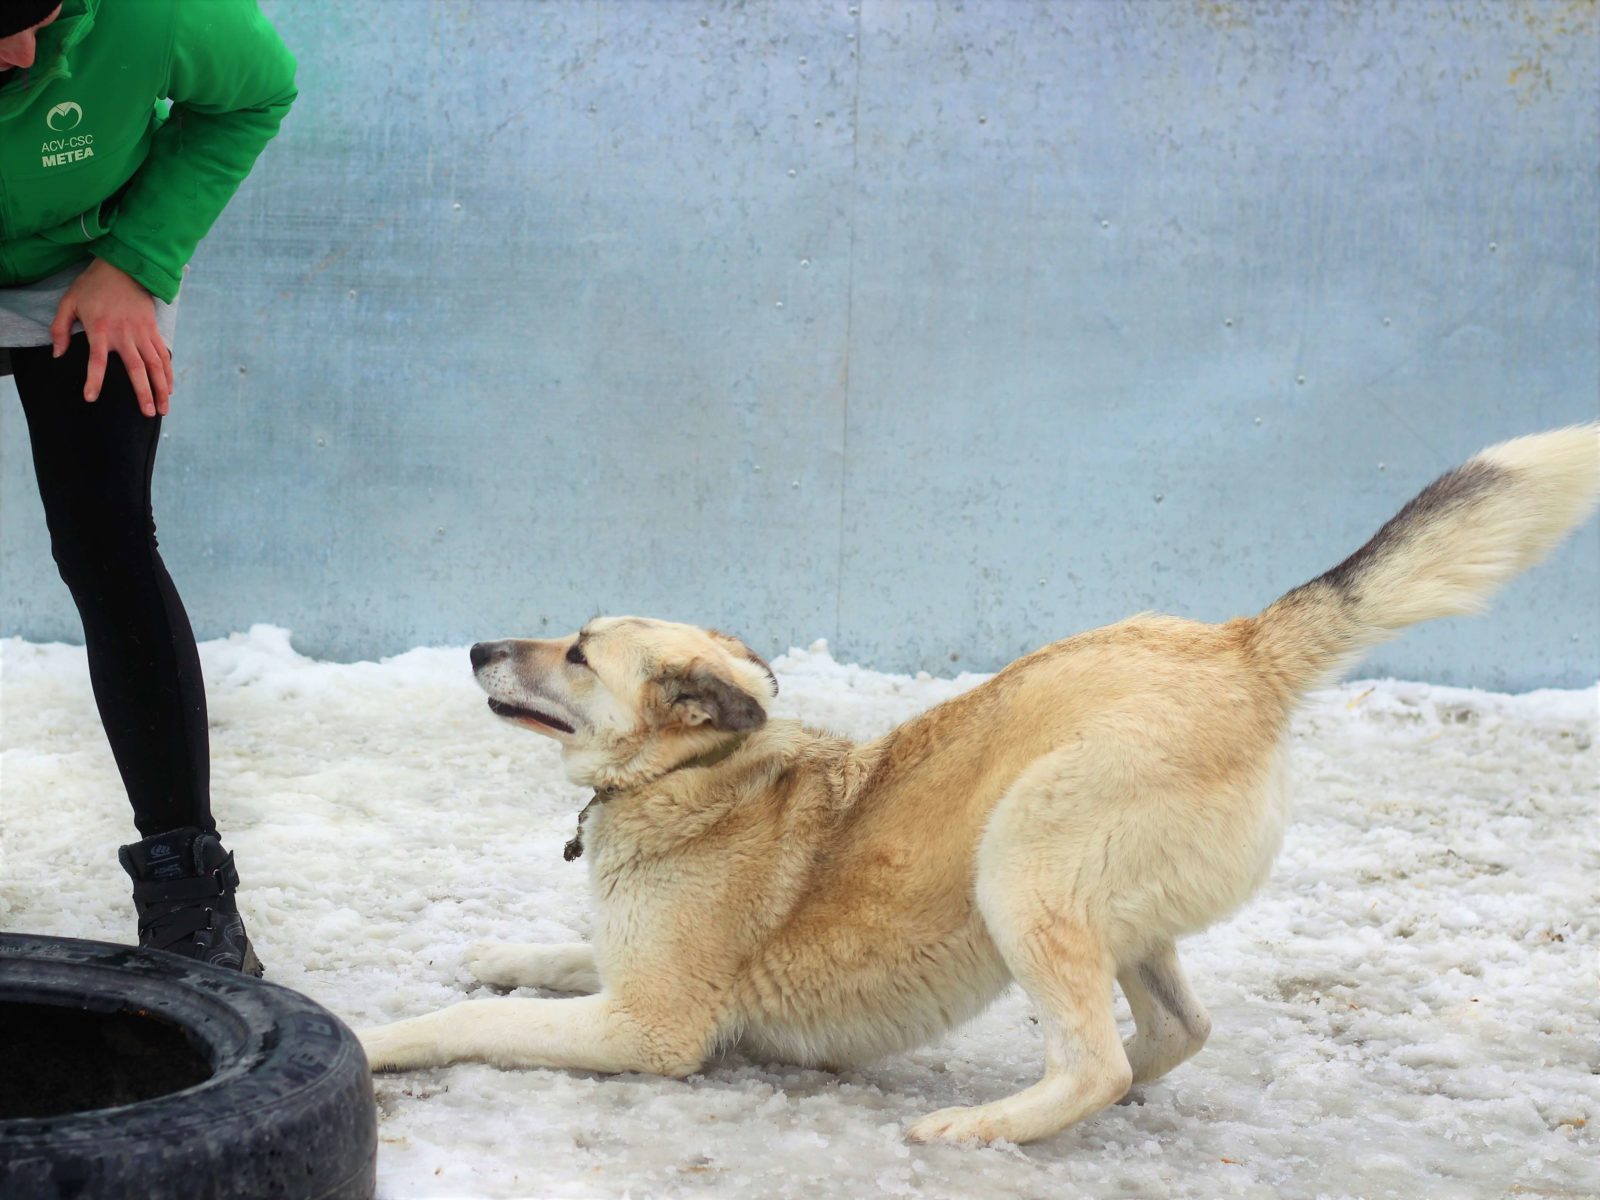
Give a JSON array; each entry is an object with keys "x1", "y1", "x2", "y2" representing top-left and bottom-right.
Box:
[{"x1": 470, "y1": 642, "x2": 494, "y2": 671}]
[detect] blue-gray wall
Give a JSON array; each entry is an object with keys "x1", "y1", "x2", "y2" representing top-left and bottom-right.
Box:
[{"x1": 2, "y1": 0, "x2": 1596, "y2": 688}]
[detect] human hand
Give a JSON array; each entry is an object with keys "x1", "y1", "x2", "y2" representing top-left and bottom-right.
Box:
[{"x1": 49, "y1": 257, "x2": 174, "y2": 417}]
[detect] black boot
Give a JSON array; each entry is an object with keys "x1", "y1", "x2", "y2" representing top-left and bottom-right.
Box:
[{"x1": 118, "y1": 827, "x2": 264, "y2": 976}]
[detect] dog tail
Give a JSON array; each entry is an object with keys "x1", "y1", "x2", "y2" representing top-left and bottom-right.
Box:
[{"x1": 1248, "y1": 424, "x2": 1600, "y2": 694}]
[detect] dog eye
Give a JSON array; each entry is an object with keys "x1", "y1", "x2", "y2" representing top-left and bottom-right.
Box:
[{"x1": 566, "y1": 643, "x2": 588, "y2": 667}]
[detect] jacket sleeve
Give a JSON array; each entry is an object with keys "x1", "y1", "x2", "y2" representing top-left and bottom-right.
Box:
[{"x1": 88, "y1": 0, "x2": 297, "y2": 303}]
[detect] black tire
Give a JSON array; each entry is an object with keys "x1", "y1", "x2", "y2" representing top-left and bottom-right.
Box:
[{"x1": 0, "y1": 933, "x2": 376, "y2": 1200}]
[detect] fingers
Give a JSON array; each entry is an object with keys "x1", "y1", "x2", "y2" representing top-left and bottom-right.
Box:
[
  {"x1": 84, "y1": 338, "x2": 108, "y2": 404},
  {"x1": 49, "y1": 296, "x2": 77, "y2": 358},
  {"x1": 82, "y1": 333, "x2": 163, "y2": 417},
  {"x1": 57, "y1": 260, "x2": 170, "y2": 413},
  {"x1": 141, "y1": 338, "x2": 172, "y2": 416},
  {"x1": 76, "y1": 321, "x2": 174, "y2": 417},
  {"x1": 121, "y1": 343, "x2": 156, "y2": 417}
]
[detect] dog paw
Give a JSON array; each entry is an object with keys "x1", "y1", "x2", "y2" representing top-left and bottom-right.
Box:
[
  {"x1": 906, "y1": 1105, "x2": 1006, "y2": 1146},
  {"x1": 356, "y1": 1019, "x2": 435, "y2": 1073},
  {"x1": 465, "y1": 941, "x2": 525, "y2": 990},
  {"x1": 355, "y1": 1024, "x2": 404, "y2": 1072},
  {"x1": 464, "y1": 942, "x2": 601, "y2": 993}
]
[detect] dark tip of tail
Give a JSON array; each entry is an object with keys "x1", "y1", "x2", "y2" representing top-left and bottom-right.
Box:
[{"x1": 1313, "y1": 458, "x2": 1505, "y2": 596}]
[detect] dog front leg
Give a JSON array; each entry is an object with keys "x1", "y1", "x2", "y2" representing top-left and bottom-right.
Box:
[
  {"x1": 358, "y1": 993, "x2": 707, "y2": 1078},
  {"x1": 467, "y1": 941, "x2": 600, "y2": 993}
]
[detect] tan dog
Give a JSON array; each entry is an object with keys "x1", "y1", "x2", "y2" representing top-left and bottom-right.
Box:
[{"x1": 359, "y1": 426, "x2": 1599, "y2": 1145}]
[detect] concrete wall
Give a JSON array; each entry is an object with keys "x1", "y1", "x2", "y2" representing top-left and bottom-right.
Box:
[{"x1": 2, "y1": 0, "x2": 1596, "y2": 688}]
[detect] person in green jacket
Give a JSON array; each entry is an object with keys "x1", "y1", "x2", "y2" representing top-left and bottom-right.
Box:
[{"x1": 1, "y1": 0, "x2": 296, "y2": 974}]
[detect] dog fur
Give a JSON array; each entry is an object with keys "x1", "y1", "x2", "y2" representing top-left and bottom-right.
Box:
[{"x1": 358, "y1": 425, "x2": 1600, "y2": 1145}]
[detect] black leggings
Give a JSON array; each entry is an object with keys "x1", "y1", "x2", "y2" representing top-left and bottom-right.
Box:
[{"x1": 12, "y1": 332, "x2": 210, "y2": 838}]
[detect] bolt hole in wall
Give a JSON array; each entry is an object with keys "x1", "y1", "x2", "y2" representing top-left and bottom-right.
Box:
[{"x1": 0, "y1": 0, "x2": 1593, "y2": 687}]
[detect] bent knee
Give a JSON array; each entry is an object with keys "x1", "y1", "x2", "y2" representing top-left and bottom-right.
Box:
[
  {"x1": 1107, "y1": 1051, "x2": 1134, "y2": 1092},
  {"x1": 49, "y1": 529, "x2": 159, "y2": 590},
  {"x1": 1070, "y1": 1054, "x2": 1134, "y2": 1110},
  {"x1": 625, "y1": 1031, "x2": 705, "y2": 1078},
  {"x1": 604, "y1": 1006, "x2": 710, "y2": 1078},
  {"x1": 649, "y1": 1050, "x2": 703, "y2": 1079}
]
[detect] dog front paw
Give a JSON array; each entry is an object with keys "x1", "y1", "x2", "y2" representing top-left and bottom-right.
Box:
[
  {"x1": 357, "y1": 1020, "x2": 428, "y2": 1073},
  {"x1": 465, "y1": 941, "x2": 527, "y2": 990},
  {"x1": 906, "y1": 1105, "x2": 1006, "y2": 1146},
  {"x1": 465, "y1": 941, "x2": 600, "y2": 992}
]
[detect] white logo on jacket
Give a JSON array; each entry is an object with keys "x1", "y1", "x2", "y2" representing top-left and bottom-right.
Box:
[
  {"x1": 45, "y1": 101, "x2": 82, "y2": 131},
  {"x1": 40, "y1": 102, "x2": 94, "y2": 169}
]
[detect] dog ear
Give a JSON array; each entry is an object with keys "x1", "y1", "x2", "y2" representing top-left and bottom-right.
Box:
[
  {"x1": 705, "y1": 630, "x2": 779, "y2": 699},
  {"x1": 662, "y1": 661, "x2": 769, "y2": 731}
]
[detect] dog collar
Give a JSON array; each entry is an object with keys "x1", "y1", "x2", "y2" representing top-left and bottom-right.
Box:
[{"x1": 563, "y1": 732, "x2": 751, "y2": 862}]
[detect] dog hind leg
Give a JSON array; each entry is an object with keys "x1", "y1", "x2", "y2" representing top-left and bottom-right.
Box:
[
  {"x1": 1118, "y1": 941, "x2": 1210, "y2": 1086},
  {"x1": 907, "y1": 769, "x2": 1137, "y2": 1143},
  {"x1": 907, "y1": 909, "x2": 1130, "y2": 1145},
  {"x1": 908, "y1": 754, "x2": 1143, "y2": 1145},
  {"x1": 467, "y1": 941, "x2": 601, "y2": 992}
]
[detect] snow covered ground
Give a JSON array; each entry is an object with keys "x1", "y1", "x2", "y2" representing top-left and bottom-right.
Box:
[{"x1": 1, "y1": 626, "x2": 1596, "y2": 1200}]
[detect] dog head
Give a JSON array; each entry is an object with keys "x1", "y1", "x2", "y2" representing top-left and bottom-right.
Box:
[{"x1": 470, "y1": 616, "x2": 779, "y2": 788}]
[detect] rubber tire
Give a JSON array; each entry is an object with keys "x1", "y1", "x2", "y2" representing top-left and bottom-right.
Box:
[{"x1": 0, "y1": 933, "x2": 376, "y2": 1200}]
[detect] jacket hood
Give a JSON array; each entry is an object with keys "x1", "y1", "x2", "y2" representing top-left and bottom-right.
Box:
[{"x1": 0, "y1": 0, "x2": 98, "y2": 118}]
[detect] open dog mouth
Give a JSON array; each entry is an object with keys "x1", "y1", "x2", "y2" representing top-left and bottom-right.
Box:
[{"x1": 486, "y1": 698, "x2": 576, "y2": 734}]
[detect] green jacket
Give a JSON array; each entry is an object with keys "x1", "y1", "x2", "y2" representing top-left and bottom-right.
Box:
[{"x1": 0, "y1": 0, "x2": 296, "y2": 303}]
